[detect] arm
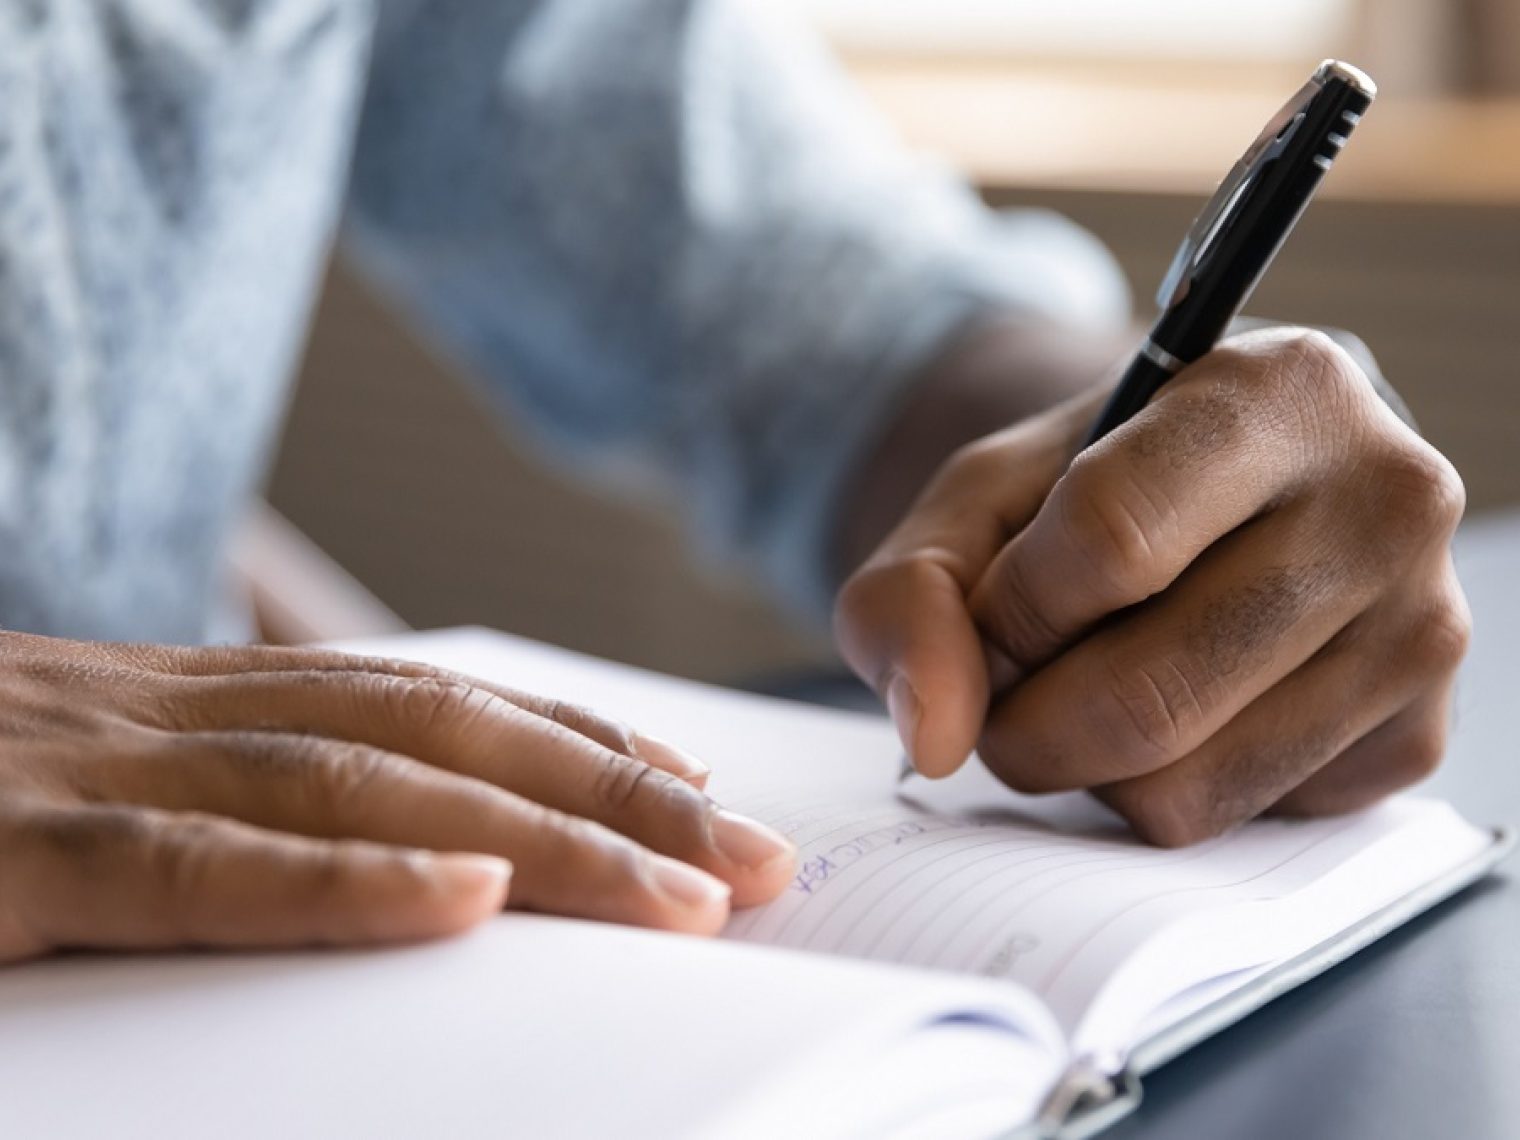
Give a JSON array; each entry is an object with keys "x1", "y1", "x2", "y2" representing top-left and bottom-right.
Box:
[{"x1": 342, "y1": 0, "x2": 1129, "y2": 614}]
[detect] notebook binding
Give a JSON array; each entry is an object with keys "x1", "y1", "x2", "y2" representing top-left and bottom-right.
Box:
[{"x1": 1027, "y1": 1059, "x2": 1143, "y2": 1139}]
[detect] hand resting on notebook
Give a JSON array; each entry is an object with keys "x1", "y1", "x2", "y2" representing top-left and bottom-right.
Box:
[
  {"x1": 835, "y1": 326, "x2": 1470, "y2": 846},
  {"x1": 0, "y1": 636, "x2": 796, "y2": 963}
]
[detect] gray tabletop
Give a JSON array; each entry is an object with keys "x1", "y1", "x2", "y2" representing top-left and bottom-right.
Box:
[{"x1": 1108, "y1": 510, "x2": 1520, "y2": 1139}]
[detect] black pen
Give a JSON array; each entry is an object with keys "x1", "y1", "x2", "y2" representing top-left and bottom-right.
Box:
[{"x1": 1083, "y1": 60, "x2": 1377, "y2": 447}]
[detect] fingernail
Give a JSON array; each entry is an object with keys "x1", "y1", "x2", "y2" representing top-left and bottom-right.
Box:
[
  {"x1": 632, "y1": 733, "x2": 711, "y2": 787},
  {"x1": 886, "y1": 673, "x2": 922, "y2": 763},
  {"x1": 710, "y1": 810, "x2": 795, "y2": 872},
  {"x1": 648, "y1": 856, "x2": 731, "y2": 910},
  {"x1": 432, "y1": 853, "x2": 513, "y2": 906}
]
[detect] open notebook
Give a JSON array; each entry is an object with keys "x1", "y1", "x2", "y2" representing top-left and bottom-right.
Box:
[{"x1": 0, "y1": 628, "x2": 1508, "y2": 1139}]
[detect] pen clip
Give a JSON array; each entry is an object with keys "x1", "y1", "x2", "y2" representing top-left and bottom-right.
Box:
[{"x1": 1154, "y1": 75, "x2": 1325, "y2": 311}]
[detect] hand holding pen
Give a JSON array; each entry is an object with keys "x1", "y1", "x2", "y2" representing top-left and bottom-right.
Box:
[{"x1": 836, "y1": 62, "x2": 1473, "y2": 845}]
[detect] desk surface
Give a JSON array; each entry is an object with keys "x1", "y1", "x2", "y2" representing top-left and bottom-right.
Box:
[{"x1": 1107, "y1": 508, "x2": 1520, "y2": 1138}]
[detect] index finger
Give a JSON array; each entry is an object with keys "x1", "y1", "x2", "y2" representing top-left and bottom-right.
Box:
[
  {"x1": 969, "y1": 330, "x2": 1372, "y2": 680},
  {"x1": 139, "y1": 645, "x2": 711, "y2": 787}
]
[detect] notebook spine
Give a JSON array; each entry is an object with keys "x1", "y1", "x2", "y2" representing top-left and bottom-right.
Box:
[{"x1": 1027, "y1": 1057, "x2": 1143, "y2": 1139}]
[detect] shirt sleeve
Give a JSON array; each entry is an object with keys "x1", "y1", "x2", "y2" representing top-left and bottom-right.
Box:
[{"x1": 343, "y1": 0, "x2": 1131, "y2": 619}]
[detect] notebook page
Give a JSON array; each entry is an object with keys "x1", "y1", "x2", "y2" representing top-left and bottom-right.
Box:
[
  {"x1": 720, "y1": 775, "x2": 1485, "y2": 1037},
  {"x1": 1068, "y1": 797, "x2": 1492, "y2": 1054},
  {"x1": 342, "y1": 630, "x2": 1493, "y2": 1042},
  {"x1": 0, "y1": 915, "x2": 1062, "y2": 1140}
]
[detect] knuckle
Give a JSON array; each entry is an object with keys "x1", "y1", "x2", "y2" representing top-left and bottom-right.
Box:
[
  {"x1": 1367, "y1": 444, "x2": 1467, "y2": 551},
  {"x1": 147, "y1": 643, "x2": 247, "y2": 676},
  {"x1": 591, "y1": 751, "x2": 662, "y2": 813},
  {"x1": 547, "y1": 698, "x2": 636, "y2": 754},
  {"x1": 1385, "y1": 722, "x2": 1447, "y2": 787},
  {"x1": 944, "y1": 433, "x2": 1010, "y2": 488},
  {"x1": 591, "y1": 750, "x2": 706, "y2": 832},
  {"x1": 1094, "y1": 655, "x2": 1203, "y2": 766},
  {"x1": 1265, "y1": 330, "x2": 1375, "y2": 439},
  {"x1": 1273, "y1": 329, "x2": 1367, "y2": 407},
  {"x1": 1408, "y1": 593, "x2": 1473, "y2": 677},
  {"x1": 539, "y1": 808, "x2": 594, "y2": 862},
  {"x1": 648, "y1": 765, "x2": 709, "y2": 826},
  {"x1": 1057, "y1": 460, "x2": 1167, "y2": 604},
  {"x1": 976, "y1": 561, "x2": 1065, "y2": 666},
  {"x1": 935, "y1": 423, "x2": 1070, "y2": 514},
  {"x1": 211, "y1": 731, "x2": 308, "y2": 781},
  {"x1": 293, "y1": 841, "x2": 348, "y2": 906},
  {"x1": 539, "y1": 808, "x2": 640, "y2": 888},
  {"x1": 1103, "y1": 780, "x2": 1211, "y2": 849},
  {"x1": 1295, "y1": 328, "x2": 1362, "y2": 388},
  {"x1": 146, "y1": 814, "x2": 218, "y2": 926},
  {"x1": 1143, "y1": 808, "x2": 1213, "y2": 849},
  {"x1": 1322, "y1": 328, "x2": 1376, "y2": 373},
  {"x1": 305, "y1": 742, "x2": 403, "y2": 822},
  {"x1": 384, "y1": 675, "x2": 497, "y2": 739},
  {"x1": 337, "y1": 651, "x2": 417, "y2": 677}
]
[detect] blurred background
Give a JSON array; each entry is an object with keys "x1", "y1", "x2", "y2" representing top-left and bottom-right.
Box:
[{"x1": 263, "y1": 0, "x2": 1520, "y2": 683}]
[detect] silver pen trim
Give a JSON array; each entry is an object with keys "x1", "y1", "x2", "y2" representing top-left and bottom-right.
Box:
[{"x1": 1140, "y1": 338, "x2": 1187, "y2": 375}]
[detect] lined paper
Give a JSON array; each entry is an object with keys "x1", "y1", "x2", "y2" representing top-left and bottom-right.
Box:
[{"x1": 721, "y1": 779, "x2": 1482, "y2": 1038}]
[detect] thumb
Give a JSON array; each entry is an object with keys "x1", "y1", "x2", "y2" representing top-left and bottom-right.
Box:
[
  {"x1": 835, "y1": 552, "x2": 990, "y2": 778},
  {"x1": 834, "y1": 401, "x2": 1094, "y2": 776}
]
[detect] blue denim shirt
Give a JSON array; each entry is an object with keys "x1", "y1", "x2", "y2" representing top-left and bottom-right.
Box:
[{"x1": 0, "y1": 0, "x2": 1128, "y2": 642}]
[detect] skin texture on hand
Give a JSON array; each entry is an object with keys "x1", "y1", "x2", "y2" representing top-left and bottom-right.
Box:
[
  {"x1": 0, "y1": 636, "x2": 797, "y2": 963},
  {"x1": 836, "y1": 327, "x2": 1470, "y2": 846}
]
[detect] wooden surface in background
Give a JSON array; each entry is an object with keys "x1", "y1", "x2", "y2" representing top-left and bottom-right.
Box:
[{"x1": 848, "y1": 59, "x2": 1520, "y2": 204}]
